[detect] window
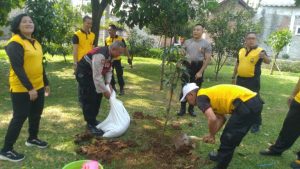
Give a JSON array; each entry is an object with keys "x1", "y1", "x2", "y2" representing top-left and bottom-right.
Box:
[{"x1": 295, "y1": 26, "x2": 300, "y2": 35}]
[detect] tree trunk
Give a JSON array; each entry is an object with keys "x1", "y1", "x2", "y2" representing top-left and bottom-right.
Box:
[
  {"x1": 270, "y1": 53, "x2": 279, "y2": 75},
  {"x1": 160, "y1": 36, "x2": 167, "y2": 90},
  {"x1": 163, "y1": 69, "x2": 180, "y2": 133},
  {"x1": 91, "y1": 0, "x2": 111, "y2": 46}
]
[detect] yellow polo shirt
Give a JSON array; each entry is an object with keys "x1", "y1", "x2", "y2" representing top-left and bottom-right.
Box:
[
  {"x1": 7, "y1": 34, "x2": 44, "y2": 92},
  {"x1": 197, "y1": 84, "x2": 257, "y2": 115},
  {"x1": 237, "y1": 47, "x2": 264, "y2": 78}
]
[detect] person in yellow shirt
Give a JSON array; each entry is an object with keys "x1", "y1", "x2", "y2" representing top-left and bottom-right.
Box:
[
  {"x1": 72, "y1": 15, "x2": 95, "y2": 72},
  {"x1": 0, "y1": 14, "x2": 50, "y2": 162},
  {"x1": 105, "y1": 24, "x2": 132, "y2": 95},
  {"x1": 260, "y1": 78, "x2": 300, "y2": 169},
  {"x1": 181, "y1": 83, "x2": 263, "y2": 169},
  {"x1": 232, "y1": 32, "x2": 271, "y2": 133}
]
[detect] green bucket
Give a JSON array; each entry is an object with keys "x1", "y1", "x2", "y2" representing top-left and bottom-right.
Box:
[{"x1": 62, "y1": 160, "x2": 103, "y2": 169}]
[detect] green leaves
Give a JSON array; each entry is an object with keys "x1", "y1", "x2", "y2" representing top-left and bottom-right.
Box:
[
  {"x1": 26, "y1": 0, "x2": 80, "y2": 56},
  {"x1": 0, "y1": 0, "x2": 25, "y2": 26},
  {"x1": 114, "y1": 0, "x2": 192, "y2": 38},
  {"x1": 266, "y1": 29, "x2": 292, "y2": 54},
  {"x1": 206, "y1": 10, "x2": 259, "y2": 79}
]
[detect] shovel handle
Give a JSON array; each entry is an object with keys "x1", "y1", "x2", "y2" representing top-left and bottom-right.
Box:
[{"x1": 189, "y1": 136, "x2": 203, "y2": 141}]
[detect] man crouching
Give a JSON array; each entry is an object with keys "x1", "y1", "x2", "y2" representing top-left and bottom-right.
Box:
[
  {"x1": 76, "y1": 41, "x2": 125, "y2": 136},
  {"x1": 181, "y1": 83, "x2": 263, "y2": 169}
]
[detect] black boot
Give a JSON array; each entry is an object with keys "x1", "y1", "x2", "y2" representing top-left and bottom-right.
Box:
[
  {"x1": 177, "y1": 102, "x2": 186, "y2": 116},
  {"x1": 188, "y1": 105, "x2": 196, "y2": 117}
]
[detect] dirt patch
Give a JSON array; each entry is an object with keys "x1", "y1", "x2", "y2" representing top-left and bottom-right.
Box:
[
  {"x1": 171, "y1": 122, "x2": 182, "y2": 130},
  {"x1": 75, "y1": 112, "x2": 211, "y2": 169},
  {"x1": 74, "y1": 131, "x2": 94, "y2": 144},
  {"x1": 76, "y1": 139, "x2": 138, "y2": 163},
  {"x1": 133, "y1": 111, "x2": 159, "y2": 120}
]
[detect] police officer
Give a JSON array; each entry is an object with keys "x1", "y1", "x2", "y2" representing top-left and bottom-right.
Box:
[
  {"x1": 181, "y1": 83, "x2": 263, "y2": 169},
  {"x1": 76, "y1": 41, "x2": 125, "y2": 136},
  {"x1": 72, "y1": 15, "x2": 95, "y2": 71},
  {"x1": 260, "y1": 78, "x2": 300, "y2": 169},
  {"x1": 232, "y1": 32, "x2": 271, "y2": 133},
  {"x1": 105, "y1": 24, "x2": 132, "y2": 95},
  {"x1": 178, "y1": 24, "x2": 212, "y2": 117}
]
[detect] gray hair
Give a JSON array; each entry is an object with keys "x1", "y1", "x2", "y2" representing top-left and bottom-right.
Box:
[{"x1": 109, "y1": 41, "x2": 125, "y2": 49}]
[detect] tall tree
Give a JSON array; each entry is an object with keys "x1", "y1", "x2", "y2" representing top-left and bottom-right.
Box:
[
  {"x1": 114, "y1": 0, "x2": 194, "y2": 90},
  {"x1": 26, "y1": 0, "x2": 81, "y2": 58},
  {"x1": 0, "y1": 0, "x2": 25, "y2": 26},
  {"x1": 91, "y1": 0, "x2": 122, "y2": 46},
  {"x1": 206, "y1": 11, "x2": 260, "y2": 80}
]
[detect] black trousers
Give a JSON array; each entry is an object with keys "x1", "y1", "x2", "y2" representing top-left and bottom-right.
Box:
[
  {"x1": 269, "y1": 100, "x2": 300, "y2": 158},
  {"x1": 236, "y1": 76, "x2": 263, "y2": 126},
  {"x1": 76, "y1": 71, "x2": 102, "y2": 126},
  {"x1": 1, "y1": 88, "x2": 45, "y2": 152},
  {"x1": 216, "y1": 96, "x2": 263, "y2": 169},
  {"x1": 111, "y1": 59, "x2": 124, "y2": 90},
  {"x1": 180, "y1": 61, "x2": 204, "y2": 109}
]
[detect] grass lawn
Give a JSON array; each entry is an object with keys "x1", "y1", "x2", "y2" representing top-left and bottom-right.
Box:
[{"x1": 0, "y1": 50, "x2": 299, "y2": 169}]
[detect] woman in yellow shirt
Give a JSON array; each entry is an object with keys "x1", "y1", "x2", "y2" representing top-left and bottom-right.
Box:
[{"x1": 0, "y1": 14, "x2": 50, "y2": 162}]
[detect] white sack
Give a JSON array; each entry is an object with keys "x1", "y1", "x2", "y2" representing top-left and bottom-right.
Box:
[{"x1": 96, "y1": 86, "x2": 130, "y2": 138}]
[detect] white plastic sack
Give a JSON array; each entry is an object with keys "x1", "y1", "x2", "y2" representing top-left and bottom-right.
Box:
[{"x1": 96, "y1": 86, "x2": 130, "y2": 138}]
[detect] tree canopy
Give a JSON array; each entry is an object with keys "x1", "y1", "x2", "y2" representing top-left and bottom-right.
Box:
[{"x1": 0, "y1": 0, "x2": 25, "y2": 26}]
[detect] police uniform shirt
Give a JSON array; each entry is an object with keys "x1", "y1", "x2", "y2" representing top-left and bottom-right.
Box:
[
  {"x1": 105, "y1": 35, "x2": 126, "y2": 60},
  {"x1": 294, "y1": 89, "x2": 300, "y2": 104},
  {"x1": 237, "y1": 46, "x2": 268, "y2": 78},
  {"x1": 73, "y1": 29, "x2": 95, "y2": 62},
  {"x1": 183, "y1": 38, "x2": 212, "y2": 63},
  {"x1": 197, "y1": 84, "x2": 257, "y2": 115}
]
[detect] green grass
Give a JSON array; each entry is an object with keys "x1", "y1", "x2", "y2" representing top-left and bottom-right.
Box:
[{"x1": 0, "y1": 50, "x2": 299, "y2": 169}]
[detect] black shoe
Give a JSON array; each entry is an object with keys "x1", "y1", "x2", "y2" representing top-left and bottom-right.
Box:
[
  {"x1": 25, "y1": 138, "x2": 48, "y2": 148},
  {"x1": 95, "y1": 120, "x2": 101, "y2": 126},
  {"x1": 188, "y1": 106, "x2": 196, "y2": 117},
  {"x1": 0, "y1": 150, "x2": 25, "y2": 162},
  {"x1": 290, "y1": 160, "x2": 300, "y2": 169},
  {"x1": 177, "y1": 102, "x2": 186, "y2": 116},
  {"x1": 209, "y1": 151, "x2": 219, "y2": 162},
  {"x1": 251, "y1": 124, "x2": 260, "y2": 133},
  {"x1": 177, "y1": 109, "x2": 186, "y2": 116},
  {"x1": 259, "y1": 149, "x2": 282, "y2": 156},
  {"x1": 119, "y1": 89, "x2": 125, "y2": 95},
  {"x1": 188, "y1": 111, "x2": 196, "y2": 117},
  {"x1": 87, "y1": 124, "x2": 104, "y2": 137}
]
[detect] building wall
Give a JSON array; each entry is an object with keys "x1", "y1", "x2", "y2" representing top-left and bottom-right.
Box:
[{"x1": 256, "y1": 6, "x2": 300, "y2": 59}]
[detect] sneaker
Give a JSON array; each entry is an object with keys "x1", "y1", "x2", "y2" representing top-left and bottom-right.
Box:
[
  {"x1": 0, "y1": 150, "x2": 25, "y2": 162},
  {"x1": 290, "y1": 160, "x2": 300, "y2": 169},
  {"x1": 25, "y1": 138, "x2": 48, "y2": 149},
  {"x1": 251, "y1": 124, "x2": 260, "y2": 133},
  {"x1": 87, "y1": 124, "x2": 104, "y2": 137},
  {"x1": 209, "y1": 151, "x2": 219, "y2": 162},
  {"x1": 259, "y1": 149, "x2": 282, "y2": 156}
]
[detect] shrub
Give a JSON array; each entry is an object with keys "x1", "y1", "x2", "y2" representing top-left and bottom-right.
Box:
[
  {"x1": 127, "y1": 28, "x2": 156, "y2": 57},
  {"x1": 281, "y1": 53, "x2": 289, "y2": 59}
]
